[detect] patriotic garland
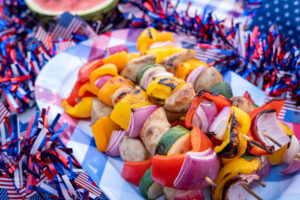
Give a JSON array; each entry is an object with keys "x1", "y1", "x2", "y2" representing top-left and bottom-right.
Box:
[
  {"x1": 0, "y1": 108, "x2": 107, "y2": 199},
  {"x1": 117, "y1": 0, "x2": 300, "y2": 104}
]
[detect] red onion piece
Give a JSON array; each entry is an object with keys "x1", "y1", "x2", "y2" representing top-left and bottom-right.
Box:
[
  {"x1": 173, "y1": 148, "x2": 219, "y2": 190},
  {"x1": 255, "y1": 156, "x2": 271, "y2": 181},
  {"x1": 95, "y1": 75, "x2": 113, "y2": 89},
  {"x1": 209, "y1": 106, "x2": 232, "y2": 140},
  {"x1": 174, "y1": 189, "x2": 204, "y2": 200},
  {"x1": 254, "y1": 111, "x2": 290, "y2": 152},
  {"x1": 105, "y1": 130, "x2": 127, "y2": 157},
  {"x1": 192, "y1": 101, "x2": 218, "y2": 133},
  {"x1": 200, "y1": 101, "x2": 218, "y2": 132},
  {"x1": 149, "y1": 41, "x2": 175, "y2": 49},
  {"x1": 280, "y1": 158, "x2": 300, "y2": 175},
  {"x1": 127, "y1": 105, "x2": 158, "y2": 137},
  {"x1": 192, "y1": 104, "x2": 207, "y2": 133},
  {"x1": 284, "y1": 135, "x2": 300, "y2": 163},
  {"x1": 225, "y1": 174, "x2": 260, "y2": 200},
  {"x1": 186, "y1": 66, "x2": 207, "y2": 86}
]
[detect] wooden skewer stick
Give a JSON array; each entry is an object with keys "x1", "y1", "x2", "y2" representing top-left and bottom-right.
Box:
[
  {"x1": 296, "y1": 152, "x2": 300, "y2": 158},
  {"x1": 205, "y1": 176, "x2": 217, "y2": 188},
  {"x1": 239, "y1": 183, "x2": 263, "y2": 200},
  {"x1": 258, "y1": 180, "x2": 266, "y2": 187},
  {"x1": 263, "y1": 132, "x2": 282, "y2": 147},
  {"x1": 243, "y1": 135, "x2": 272, "y2": 153}
]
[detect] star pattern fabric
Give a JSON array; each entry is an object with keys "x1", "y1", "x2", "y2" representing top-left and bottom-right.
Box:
[{"x1": 250, "y1": 0, "x2": 300, "y2": 47}]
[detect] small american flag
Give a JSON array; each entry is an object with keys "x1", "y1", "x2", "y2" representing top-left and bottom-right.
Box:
[
  {"x1": 75, "y1": 172, "x2": 102, "y2": 198},
  {"x1": 34, "y1": 25, "x2": 53, "y2": 50},
  {"x1": 194, "y1": 45, "x2": 227, "y2": 64},
  {"x1": 0, "y1": 174, "x2": 48, "y2": 200},
  {"x1": 264, "y1": 91, "x2": 300, "y2": 122},
  {"x1": 50, "y1": 12, "x2": 83, "y2": 41},
  {"x1": 0, "y1": 102, "x2": 9, "y2": 124},
  {"x1": 55, "y1": 41, "x2": 76, "y2": 53}
]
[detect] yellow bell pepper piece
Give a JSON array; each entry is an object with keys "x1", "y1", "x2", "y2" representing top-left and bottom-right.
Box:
[
  {"x1": 267, "y1": 121, "x2": 294, "y2": 165},
  {"x1": 91, "y1": 116, "x2": 121, "y2": 152},
  {"x1": 279, "y1": 121, "x2": 294, "y2": 135},
  {"x1": 212, "y1": 157, "x2": 261, "y2": 200},
  {"x1": 174, "y1": 59, "x2": 209, "y2": 80},
  {"x1": 221, "y1": 106, "x2": 250, "y2": 164},
  {"x1": 267, "y1": 144, "x2": 287, "y2": 165},
  {"x1": 146, "y1": 77, "x2": 185, "y2": 101},
  {"x1": 62, "y1": 97, "x2": 93, "y2": 118},
  {"x1": 97, "y1": 76, "x2": 134, "y2": 107},
  {"x1": 110, "y1": 89, "x2": 151, "y2": 129},
  {"x1": 146, "y1": 47, "x2": 186, "y2": 63},
  {"x1": 78, "y1": 82, "x2": 99, "y2": 97},
  {"x1": 137, "y1": 28, "x2": 174, "y2": 53}
]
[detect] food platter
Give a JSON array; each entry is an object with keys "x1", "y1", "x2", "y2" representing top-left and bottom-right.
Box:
[{"x1": 35, "y1": 29, "x2": 300, "y2": 200}]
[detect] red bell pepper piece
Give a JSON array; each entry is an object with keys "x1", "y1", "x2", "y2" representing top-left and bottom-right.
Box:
[
  {"x1": 185, "y1": 91, "x2": 231, "y2": 128},
  {"x1": 78, "y1": 59, "x2": 103, "y2": 83},
  {"x1": 152, "y1": 154, "x2": 185, "y2": 187},
  {"x1": 66, "y1": 81, "x2": 85, "y2": 106},
  {"x1": 121, "y1": 159, "x2": 152, "y2": 186},
  {"x1": 247, "y1": 140, "x2": 270, "y2": 156},
  {"x1": 249, "y1": 99, "x2": 284, "y2": 121},
  {"x1": 152, "y1": 126, "x2": 213, "y2": 187}
]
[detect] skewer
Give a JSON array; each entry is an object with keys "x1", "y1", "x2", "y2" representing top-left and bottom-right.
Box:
[
  {"x1": 243, "y1": 135, "x2": 272, "y2": 153},
  {"x1": 296, "y1": 152, "x2": 300, "y2": 158},
  {"x1": 263, "y1": 132, "x2": 282, "y2": 147},
  {"x1": 239, "y1": 183, "x2": 263, "y2": 200},
  {"x1": 205, "y1": 176, "x2": 217, "y2": 188},
  {"x1": 258, "y1": 180, "x2": 266, "y2": 187}
]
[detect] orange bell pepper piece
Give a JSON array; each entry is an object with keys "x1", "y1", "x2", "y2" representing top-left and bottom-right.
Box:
[
  {"x1": 102, "y1": 51, "x2": 128, "y2": 72},
  {"x1": 191, "y1": 126, "x2": 213, "y2": 152},
  {"x1": 102, "y1": 52, "x2": 141, "y2": 72},
  {"x1": 89, "y1": 64, "x2": 118, "y2": 92},
  {"x1": 91, "y1": 116, "x2": 121, "y2": 152},
  {"x1": 62, "y1": 97, "x2": 93, "y2": 118},
  {"x1": 175, "y1": 59, "x2": 209, "y2": 80},
  {"x1": 97, "y1": 76, "x2": 134, "y2": 106},
  {"x1": 78, "y1": 82, "x2": 99, "y2": 97}
]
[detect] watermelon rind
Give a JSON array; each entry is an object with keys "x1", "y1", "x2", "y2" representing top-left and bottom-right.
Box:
[{"x1": 24, "y1": 0, "x2": 118, "y2": 21}]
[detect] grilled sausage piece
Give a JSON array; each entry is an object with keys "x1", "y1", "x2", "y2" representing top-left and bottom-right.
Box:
[
  {"x1": 119, "y1": 136, "x2": 149, "y2": 162},
  {"x1": 141, "y1": 107, "x2": 171, "y2": 155},
  {"x1": 160, "y1": 49, "x2": 196, "y2": 73},
  {"x1": 121, "y1": 54, "x2": 156, "y2": 81},
  {"x1": 111, "y1": 85, "x2": 133, "y2": 106},
  {"x1": 194, "y1": 67, "x2": 222, "y2": 92},
  {"x1": 164, "y1": 82, "x2": 195, "y2": 113},
  {"x1": 231, "y1": 96, "x2": 255, "y2": 114},
  {"x1": 91, "y1": 98, "x2": 113, "y2": 123}
]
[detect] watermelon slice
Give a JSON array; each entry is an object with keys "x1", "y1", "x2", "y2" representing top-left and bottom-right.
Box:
[{"x1": 25, "y1": 0, "x2": 118, "y2": 21}]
